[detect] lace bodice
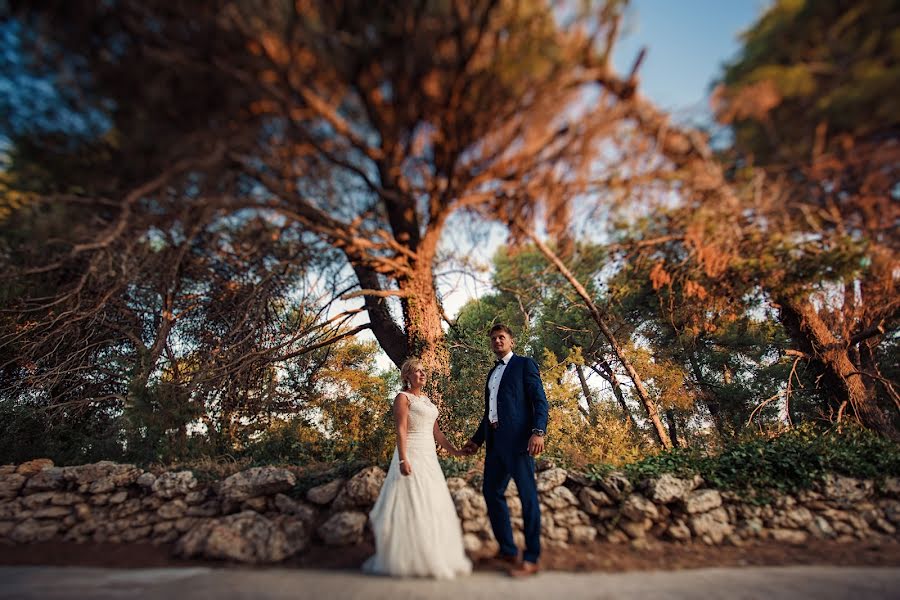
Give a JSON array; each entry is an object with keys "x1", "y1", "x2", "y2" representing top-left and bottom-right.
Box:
[{"x1": 400, "y1": 391, "x2": 438, "y2": 434}]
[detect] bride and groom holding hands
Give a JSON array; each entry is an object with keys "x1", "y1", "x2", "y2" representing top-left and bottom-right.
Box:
[{"x1": 363, "y1": 324, "x2": 550, "y2": 579}]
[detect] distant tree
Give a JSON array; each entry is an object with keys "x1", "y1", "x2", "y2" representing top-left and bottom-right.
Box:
[
  {"x1": 712, "y1": 0, "x2": 899, "y2": 436},
  {"x1": 713, "y1": 0, "x2": 899, "y2": 166},
  {"x1": 606, "y1": 0, "x2": 900, "y2": 437}
]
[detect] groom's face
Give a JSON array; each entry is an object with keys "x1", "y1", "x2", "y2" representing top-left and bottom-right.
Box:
[{"x1": 490, "y1": 331, "x2": 514, "y2": 357}]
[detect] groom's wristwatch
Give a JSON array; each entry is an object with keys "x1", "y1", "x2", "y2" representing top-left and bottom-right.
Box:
[{"x1": 531, "y1": 429, "x2": 545, "y2": 437}]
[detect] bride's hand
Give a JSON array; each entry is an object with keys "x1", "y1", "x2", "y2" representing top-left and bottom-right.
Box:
[
  {"x1": 461, "y1": 440, "x2": 479, "y2": 456},
  {"x1": 400, "y1": 460, "x2": 412, "y2": 476}
]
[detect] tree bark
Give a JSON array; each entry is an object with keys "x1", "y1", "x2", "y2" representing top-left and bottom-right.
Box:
[
  {"x1": 396, "y1": 264, "x2": 449, "y2": 383},
  {"x1": 665, "y1": 409, "x2": 680, "y2": 448},
  {"x1": 589, "y1": 361, "x2": 637, "y2": 430},
  {"x1": 574, "y1": 363, "x2": 598, "y2": 425},
  {"x1": 349, "y1": 263, "x2": 408, "y2": 367},
  {"x1": 778, "y1": 297, "x2": 897, "y2": 439}
]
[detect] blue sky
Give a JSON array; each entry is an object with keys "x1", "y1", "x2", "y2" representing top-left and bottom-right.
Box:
[{"x1": 613, "y1": 0, "x2": 770, "y2": 118}]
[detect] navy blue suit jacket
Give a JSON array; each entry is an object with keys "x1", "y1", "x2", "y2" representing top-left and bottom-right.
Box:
[{"x1": 472, "y1": 354, "x2": 549, "y2": 460}]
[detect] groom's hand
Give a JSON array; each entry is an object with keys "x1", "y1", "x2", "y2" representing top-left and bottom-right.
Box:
[
  {"x1": 461, "y1": 440, "x2": 479, "y2": 456},
  {"x1": 527, "y1": 434, "x2": 544, "y2": 456}
]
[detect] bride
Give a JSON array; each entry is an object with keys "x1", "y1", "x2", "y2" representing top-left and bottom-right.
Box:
[{"x1": 363, "y1": 358, "x2": 473, "y2": 579}]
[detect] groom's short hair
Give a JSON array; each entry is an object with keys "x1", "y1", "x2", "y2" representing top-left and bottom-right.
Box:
[{"x1": 489, "y1": 323, "x2": 514, "y2": 338}]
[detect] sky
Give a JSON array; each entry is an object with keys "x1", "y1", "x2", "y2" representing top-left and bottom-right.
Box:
[{"x1": 613, "y1": 0, "x2": 769, "y2": 120}]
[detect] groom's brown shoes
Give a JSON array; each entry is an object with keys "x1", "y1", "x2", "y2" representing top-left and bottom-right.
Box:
[
  {"x1": 508, "y1": 561, "x2": 540, "y2": 577},
  {"x1": 491, "y1": 552, "x2": 521, "y2": 568}
]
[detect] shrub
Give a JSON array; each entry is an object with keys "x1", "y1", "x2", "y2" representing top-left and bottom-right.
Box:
[
  {"x1": 582, "y1": 424, "x2": 900, "y2": 498},
  {"x1": 439, "y1": 455, "x2": 478, "y2": 479},
  {"x1": 0, "y1": 398, "x2": 124, "y2": 465}
]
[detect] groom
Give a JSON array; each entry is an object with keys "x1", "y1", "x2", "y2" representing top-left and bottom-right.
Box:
[{"x1": 462, "y1": 324, "x2": 549, "y2": 577}]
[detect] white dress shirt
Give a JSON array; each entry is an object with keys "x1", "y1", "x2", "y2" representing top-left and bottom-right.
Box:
[{"x1": 488, "y1": 351, "x2": 513, "y2": 423}]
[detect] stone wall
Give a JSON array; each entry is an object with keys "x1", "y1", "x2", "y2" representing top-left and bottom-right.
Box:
[{"x1": 1, "y1": 459, "x2": 898, "y2": 563}]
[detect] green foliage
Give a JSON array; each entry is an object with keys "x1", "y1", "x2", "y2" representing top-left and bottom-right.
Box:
[
  {"x1": 717, "y1": 0, "x2": 900, "y2": 163},
  {"x1": 608, "y1": 424, "x2": 900, "y2": 499},
  {"x1": 540, "y1": 348, "x2": 644, "y2": 468},
  {"x1": 232, "y1": 339, "x2": 395, "y2": 468},
  {"x1": 290, "y1": 460, "x2": 371, "y2": 496},
  {"x1": 581, "y1": 462, "x2": 615, "y2": 485},
  {"x1": 122, "y1": 380, "x2": 204, "y2": 465},
  {"x1": 0, "y1": 398, "x2": 124, "y2": 465},
  {"x1": 0, "y1": 336, "x2": 399, "y2": 470},
  {"x1": 233, "y1": 416, "x2": 327, "y2": 465},
  {"x1": 444, "y1": 292, "x2": 522, "y2": 448},
  {"x1": 439, "y1": 455, "x2": 478, "y2": 480}
]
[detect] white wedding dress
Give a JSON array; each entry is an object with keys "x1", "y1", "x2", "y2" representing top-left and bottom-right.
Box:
[{"x1": 363, "y1": 391, "x2": 473, "y2": 579}]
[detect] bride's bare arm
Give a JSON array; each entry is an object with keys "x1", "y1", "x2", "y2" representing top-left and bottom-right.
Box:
[
  {"x1": 394, "y1": 393, "x2": 412, "y2": 475},
  {"x1": 433, "y1": 421, "x2": 462, "y2": 457}
]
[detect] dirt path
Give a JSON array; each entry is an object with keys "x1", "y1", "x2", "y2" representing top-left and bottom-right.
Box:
[
  {"x1": 2, "y1": 565, "x2": 899, "y2": 600},
  {"x1": 1, "y1": 538, "x2": 899, "y2": 572}
]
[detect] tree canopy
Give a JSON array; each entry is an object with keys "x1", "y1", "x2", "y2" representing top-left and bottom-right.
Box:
[{"x1": 0, "y1": 0, "x2": 897, "y2": 467}]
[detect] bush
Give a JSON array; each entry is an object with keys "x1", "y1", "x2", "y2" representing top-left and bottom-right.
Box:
[
  {"x1": 583, "y1": 424, "x2": 900, "y2": 498},
  {"x1": 439, "y1": 455, "x2": 478, "y2": 479},
  {"x1": 291, "y1": 459, "x2": 371, "y2": 495},
  {"x1": 0, "y1": 398, "x2": 124, "y2": 465},
  {"x1": 234, "y1": 416, "x2": 328, "y2": 466}
]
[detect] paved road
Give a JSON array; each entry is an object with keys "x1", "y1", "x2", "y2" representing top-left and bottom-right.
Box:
[{"x1": 1, "y1": 565, "x2": 898, "y2": 600}]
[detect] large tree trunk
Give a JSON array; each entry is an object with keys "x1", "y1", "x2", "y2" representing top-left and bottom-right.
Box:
[
  {"x1": 350, "y1": 218, "x2": 451, "y2": 401},
  {"x1": 778, "y1": 297, "x2": 897, "y2": 439},
  {"x1": 397, "y1": 264, "x2": 449, "y2": 383},
  {"x1": 350, "y1": 263, "x2": 408, "y2": 367}
]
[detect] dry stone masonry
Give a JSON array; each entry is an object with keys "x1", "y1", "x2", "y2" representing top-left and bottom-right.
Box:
[{"x1": 1, "y1": 459, "x2": 898, "y2": 563}]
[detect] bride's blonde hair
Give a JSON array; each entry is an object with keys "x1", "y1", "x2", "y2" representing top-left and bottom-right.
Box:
[{"x1": 400, "y1": 358, "x2": 424, "y2": 390}]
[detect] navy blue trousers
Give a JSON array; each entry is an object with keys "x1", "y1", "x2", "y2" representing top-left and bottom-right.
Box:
[{"x1": 482, "y1": 448, "x2": 541, "y2": 563}]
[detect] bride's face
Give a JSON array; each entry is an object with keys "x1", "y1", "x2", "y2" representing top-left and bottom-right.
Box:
[{"x1": 409, "y1": 366, "x2": 427, "y2": 388}]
